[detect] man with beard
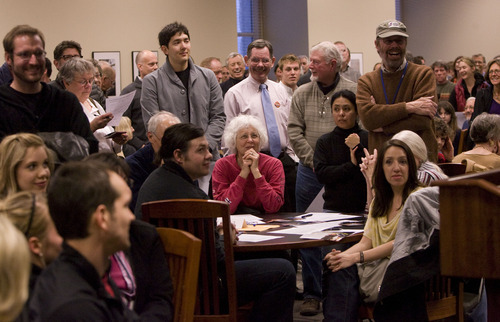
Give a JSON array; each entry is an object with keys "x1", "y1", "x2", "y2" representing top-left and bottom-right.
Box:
[
  {"x1": 357, "y1": 20, "x2": 438, "y2": 162},
  {"x1": 0, "y1": 25, "x2": 97, "y2": 153},
  {"x1": 224, "y1": 39, "x2": 297, "y2": 212},
  {"x1": 287, "y1": 40, "x2": 356, "y2": 316}
]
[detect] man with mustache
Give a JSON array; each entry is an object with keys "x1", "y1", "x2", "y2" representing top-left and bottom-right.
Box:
[
  {"x1": 287, "y1": 40, "x2": 357, "y2": 316},
  {"x1": 0, "y1": 25, "x2": 98, "y2": 153},
  {"x1": 357, "y1": 19, "x2": 438, "y2": 162},
  {"x1": 224, "y1": 39, "x2": 297, "y2": 213}
]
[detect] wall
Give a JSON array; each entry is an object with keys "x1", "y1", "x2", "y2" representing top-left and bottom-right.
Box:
[
  {"x1": 307, "y1": 0, "x2": 396, "y2": 74},
  {"x1": 262, "y1": 0, "x2": 309, "y2": 80},
  {"x1": 401, "y1": 0, "x2": 499, "y2": 64},
  {"x1": 0, "y1": 0, "x2": 237, "y2": 89}
]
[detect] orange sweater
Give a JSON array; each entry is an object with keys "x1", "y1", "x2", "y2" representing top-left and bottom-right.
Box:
[{"x1": 357, "y1": 62, "x2": 438, "y2": 162}]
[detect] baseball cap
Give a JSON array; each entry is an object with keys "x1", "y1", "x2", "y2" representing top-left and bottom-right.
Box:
[{"x1": 376, "y1": 20, "x2": 409, "y2": 38}]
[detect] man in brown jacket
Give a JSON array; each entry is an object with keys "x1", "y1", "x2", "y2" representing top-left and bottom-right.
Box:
[{"x1": 357, "y1": 20, "x2": 438, "y2": 162}]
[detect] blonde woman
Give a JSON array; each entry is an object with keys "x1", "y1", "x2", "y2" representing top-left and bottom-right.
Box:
[
  {"x1": 0, "y1": 215, "x2": 31, "y2": 321},
  {"x1": 1, "y1": 192, "x2": 62, "y2": 321},
  {"x1": 0, "y1": 133, "x2": 53, "y2": 198}
]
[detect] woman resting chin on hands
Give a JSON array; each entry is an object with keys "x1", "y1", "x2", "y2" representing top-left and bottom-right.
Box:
[{"x1": 212, "y1": 115, "x2": 285, "y2": 214}]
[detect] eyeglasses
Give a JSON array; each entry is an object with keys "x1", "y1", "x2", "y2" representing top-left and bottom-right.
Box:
[
  {"x1": 250, "y1": 58, "x2": 271, "y2": 64},
  {"x1": 75, "y1": 78, "x2": 94, "y2": 86},
  {"x1": 489, "y1": 69, "x2": 500, "y2": 76},
  {"x1": 15, "y1": 50, "x2": 46, "y2": 61},
  {"x1": 61, "y1": 54, "x2": 82, "y2": 60}
]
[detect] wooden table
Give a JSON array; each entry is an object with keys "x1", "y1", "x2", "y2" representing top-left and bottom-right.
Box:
[{"x1": 233, "y1": 212, "x2": 364, "y2": 252}]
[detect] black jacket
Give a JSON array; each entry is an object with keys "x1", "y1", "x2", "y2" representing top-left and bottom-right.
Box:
[
  {"x1": 30, "y1": 243, "x2": 138, "y2": 321},
  {"x1": 0, "y1": 82, "x2": 98, "y2": 153},
  {"x1": 129, "y1": 220, "x2": 173, "y2": 321},
  {"x1": 314, "y1": 124, "x2": 368, "y2": 212}
]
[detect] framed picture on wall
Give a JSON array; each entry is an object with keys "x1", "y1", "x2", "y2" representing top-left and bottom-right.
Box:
[
  {"x1": 132, "y1": 51, "x2": 158, "y2": 80},
  {"x1": 92, "y1": 51, "x2": 121, "y2": 96},
  {"x1": 350, "y1": 53, "x2": 363, "y2": 76}
]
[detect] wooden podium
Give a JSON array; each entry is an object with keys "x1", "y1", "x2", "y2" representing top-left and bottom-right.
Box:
[{"x1": 432, "y1": 168, "x2": 500, "y2": 321}]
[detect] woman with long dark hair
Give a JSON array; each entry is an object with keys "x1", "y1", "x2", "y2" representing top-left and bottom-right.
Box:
[{"x1": 322, "y1": 139, "x2": 421, "y2": 321}]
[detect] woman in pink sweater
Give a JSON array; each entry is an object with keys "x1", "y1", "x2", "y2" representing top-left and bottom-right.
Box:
[{"x1": 212, "y1": 115, "x2": 285, "y2": 214}]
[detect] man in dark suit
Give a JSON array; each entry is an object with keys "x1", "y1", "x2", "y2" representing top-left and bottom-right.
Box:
[{"x1": 122, "y1": 50, "x2": 158, "y2": 148}]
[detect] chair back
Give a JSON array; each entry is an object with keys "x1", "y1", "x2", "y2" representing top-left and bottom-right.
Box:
[
  {"x1": 143, "y1": 199, "x2": 238, "y2": 321},
  {"x1": 457, "y1": 129, "x2": 468, "y2": 154},
  {"x1": 438, "y1": 163, "x2": 466, "y2": 177},
  {"x1": 157, "y1": 227, "x2": 201, "y2": 322}
]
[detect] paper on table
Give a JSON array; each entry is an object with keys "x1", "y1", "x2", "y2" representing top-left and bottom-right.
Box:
[
  {"x1": 238, "y1": 234, "x2": 284, "y2": 243},
  {"x1": 295, "y1": 212, "x2": 362, "y2": 223},
  {"x1": 300, "y1": 229, "x2": 364, "y2": 240},
  {"x1": 269, "y1": 222, "x2": 342, "y2": 235},
  {"x1": 216, "y1": 214, "x2": 264, "y2": 229},
  {"x1": 105, "y1": 91, "x2": 135, "y2": 126},
  {"x1": 239, "y1": 224, "x2": 280, "y2": 232}
]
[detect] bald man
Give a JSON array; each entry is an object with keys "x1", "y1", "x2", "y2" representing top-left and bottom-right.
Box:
[
  {"x1": 122, "y1": 50, "x2": 159, "y2": 147},
  {"x1": 99, "y1": 61, "x2": 116, "y2": 97}
]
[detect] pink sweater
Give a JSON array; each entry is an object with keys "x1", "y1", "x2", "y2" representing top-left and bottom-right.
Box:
[{"x1": 212, "y1": 153, "x2": 285, "y2": 214}]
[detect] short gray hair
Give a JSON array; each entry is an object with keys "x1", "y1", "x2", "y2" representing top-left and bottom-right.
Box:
[
  {"x1": 58, "y1": 58, "x2": 94, "y2": 84},
  {"x1": 310, "y1": 41, "x2": 343, "y2": 72},
  {"x1": 147, "y1": 111, "x2": 181, "y2": 134},
  {"x1": 223, "y1": 115, "x2": 268, "y2": 154},
  {"x1": 470, "y1": 113, "x2": 500, "y2": 143},
  {"x1": 225, "y1": 52, "x2": 244, "y2": 65}
]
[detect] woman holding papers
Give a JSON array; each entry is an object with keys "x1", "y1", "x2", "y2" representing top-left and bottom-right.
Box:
[
  {"x1": 314, "y1": 90, "x2": 368, "y2": 213},
  {"x1": 212, "y1": 115, "x2": 285, "y2": 214},
  {"x1": 59, "y1": 58, "x2": 126, "y2": 152},
  {"x1": 322, "y1": 139, "x2": 422, "y2": 321}
]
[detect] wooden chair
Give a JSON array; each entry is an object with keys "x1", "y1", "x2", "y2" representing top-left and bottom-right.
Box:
[
  {"x1": 438, "y1": 163, "x2": 466, "y2": 177},
  {"x1": 359, "y1": 276, "x2": 464, "y2": 321},
  {"x1": 157, "y1": 227, "x2": 202, "y2": 322},
  {"x1": 142, "y1": 199, "x2": 239, "y2": 322},
  {"x1": 457, "y1": 129, "x2": 468, "y2": 154}
]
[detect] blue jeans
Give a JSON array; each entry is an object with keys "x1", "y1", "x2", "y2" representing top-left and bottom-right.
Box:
[
  {"x1": 295, "y1": 163, "x2": 323, "y2": 212},
  {"x1": 296, "y1": 163, "x2": 324, "y2": 299},
  {"x1": 322, "y1": 247, "x2": 360, "y2": 322},
  {"x1": 235, "y1": 258, "x2": 296, "y2": 322}
]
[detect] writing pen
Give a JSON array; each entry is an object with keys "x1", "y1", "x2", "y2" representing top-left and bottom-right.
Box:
[{"x1": 301, "y1": 214, "x2": 313, "y2": 218}]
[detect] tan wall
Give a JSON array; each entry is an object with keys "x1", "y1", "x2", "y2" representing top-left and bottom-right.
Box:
[
  {"x1": 402, "y1": 0, "x2": 499, "y2": 64},
  {"x1": 307, "y1": 0, "x2": 396, "y2": 74},
  {"x1": 0, "y1": 0, "x2": 237, "y2": 90}
]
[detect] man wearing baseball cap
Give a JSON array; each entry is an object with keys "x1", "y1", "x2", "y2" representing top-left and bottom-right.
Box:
[{"x1": 356, "y1": 19, "x2": 438, "y2": 162}]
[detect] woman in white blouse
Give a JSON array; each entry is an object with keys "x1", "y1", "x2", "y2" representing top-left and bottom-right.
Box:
[{"x1": 59, "y1": 58, "x2": 126, "y2": 152}]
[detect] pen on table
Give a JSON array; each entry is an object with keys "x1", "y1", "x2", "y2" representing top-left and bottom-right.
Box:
[{"x1": 301, "y1": 214, "x2": 313, "y2": 218}]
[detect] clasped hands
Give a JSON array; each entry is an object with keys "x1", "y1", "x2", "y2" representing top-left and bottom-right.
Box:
[
  {"x1": 324, "y1": 249, "x2": 357, "y2": 272},
  {"x1": 240, "y1": 148, "x2": 261, "y2": 179}
]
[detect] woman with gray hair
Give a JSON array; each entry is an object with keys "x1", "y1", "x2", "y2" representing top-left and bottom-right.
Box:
[
  {"x1": 453, "y1": 113, "x2": 500, "y2": 171},
  {"x1": 59, "y1": 58, "x2": 126, "y2": 152},
  {"x1": 212, "y1": 115, "x2": 285, "y2": 214}
]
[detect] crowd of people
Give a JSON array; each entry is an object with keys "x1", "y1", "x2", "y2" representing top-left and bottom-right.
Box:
[{"x1": 0, "y1": 17, "x2": 498, "y2": 321}]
